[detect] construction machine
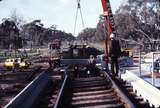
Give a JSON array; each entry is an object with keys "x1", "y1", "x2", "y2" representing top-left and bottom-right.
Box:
[{"x1": 48, "y1": 39, "x2": 61, "y2": 67}]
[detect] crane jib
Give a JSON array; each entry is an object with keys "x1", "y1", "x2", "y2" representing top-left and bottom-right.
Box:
[
  {"x1": 101, "y1": 0, "x2": 116, "y2": 64},
  {"x1": 101, "y1": 0, "x2": 115, "y2": 35}
]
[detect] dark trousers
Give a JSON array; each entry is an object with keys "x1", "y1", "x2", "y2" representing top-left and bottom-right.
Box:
[
  {"x1": 87, "y1": 65, "x2": 96, "y2": 77},
  {"x1": 111, "y1": 57, "x2": 119, "y2": 76}
]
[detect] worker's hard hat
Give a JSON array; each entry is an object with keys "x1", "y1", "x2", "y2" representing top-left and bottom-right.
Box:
[
  {"x1": 110, "y1": 33, "x2": 115, "y2": 38},
  {"x1": 90, "y1": 55, "x2": 94, "y2": 58}
]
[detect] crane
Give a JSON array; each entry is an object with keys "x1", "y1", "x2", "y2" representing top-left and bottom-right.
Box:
[{"x1": 101, "y1": 0, "x2": 116, "y2": 67}]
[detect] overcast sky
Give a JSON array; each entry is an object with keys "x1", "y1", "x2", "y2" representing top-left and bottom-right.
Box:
[{"x1": 0, "y1": 0, "x2": 123, "y2": 36}]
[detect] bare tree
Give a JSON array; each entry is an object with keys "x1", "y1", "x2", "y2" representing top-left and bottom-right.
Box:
[{"x1": 10, "y1": 9, "x2": 26, "y2": 28}]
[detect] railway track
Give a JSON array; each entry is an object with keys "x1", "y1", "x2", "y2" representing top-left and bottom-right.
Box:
[
  {"x1": 69, "y1": 76, "x2": 125, "y2": 108},
  {"x1": 0, "y1": 66, "x2": 42, "y2": 108},
  {"x1": 54, "y1": 70, "x2": 152, "y2": 108},
  {"x1": 3, "y1": 66, "x2": 153, "y2": 108},
  {"x1": 33, "y1": 68, "x2": 63, "y2": 108}
]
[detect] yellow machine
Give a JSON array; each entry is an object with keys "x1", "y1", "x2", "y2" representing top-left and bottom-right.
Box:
[
  {"x1": 4, "y1": 58, "x2": 30, "y2": 69},
  {"x1": 4, "y1": 58, "x2": 15, "y2": 69}
]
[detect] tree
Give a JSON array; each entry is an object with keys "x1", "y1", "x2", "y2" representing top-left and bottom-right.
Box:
[
  {"x1": 114, "y1": 0, "x2": 160, "y2": 50},
  {"x1": 10, "y1": 9, "x2": 26, "y2": 28},
  {"x1": 21, "y1": 20, "x2": 75, "y2": 47},
  {"x1": 0, "y1": 19, "x2": 20, "y2": 49},
  {"x1": 77, "y1": 28, "x2": 96, "y2": 42},
  {"x1": 95, "y1": 15, "x2": 106, "y2": 42}
]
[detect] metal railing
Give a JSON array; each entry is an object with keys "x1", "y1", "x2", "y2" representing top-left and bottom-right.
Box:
[{"x1": 4, "y1": 71, "x2": 51, "y2": 108}]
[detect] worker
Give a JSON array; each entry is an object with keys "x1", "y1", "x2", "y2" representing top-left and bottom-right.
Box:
[
  {"x1": 108, "y1": 33, "x2": 121, "y2": 77},
  {"x1": 74, "y1": 65, "x2": 79, "y2": 77},
  {"x1": 88, "y1": 55, "x2": 96, "y2": 76},
  {"x1": 155, "y1": 59, "x2": 159, "y2": 73},
  {"x1": 48, "y1": 58, "x2": 52, "y2": 68},
  {"x1": 13, "y1": 59, "x2": 19, "y2": 72}
]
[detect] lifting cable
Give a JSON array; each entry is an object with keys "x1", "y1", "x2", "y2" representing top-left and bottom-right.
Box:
[{"x1": 73, "y1": 0, "x2": 85, "y2": 36}]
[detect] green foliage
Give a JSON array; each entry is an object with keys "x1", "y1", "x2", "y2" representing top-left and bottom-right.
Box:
[
  {"x1": 115, "y1": 0, "x2": 160, "y2": 51},
  {"x1": 77, "y1": 28, "x2": 97, "y2": 42},
  {"x1": 77, "y1": 0, "x2": 160, "y2": 51},
  {"x1": 0, "y1": 19, "x2": 75, "y2": 49},
  {"x1": 0, "y1": 19, "x2": 20, "y2": 49},
  {"x1": 77, "y1": 16, "x2": 106, "y2": 43}
]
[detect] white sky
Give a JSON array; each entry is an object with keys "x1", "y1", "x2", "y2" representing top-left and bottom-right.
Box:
[{"x1": 0, "y1": 0, "x2": 123, "y2": 36}]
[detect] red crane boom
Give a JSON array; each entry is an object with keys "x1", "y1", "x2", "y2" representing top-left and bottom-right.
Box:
[{"x1": 101, "y1": 0, "x2": 116, "y2": 67}]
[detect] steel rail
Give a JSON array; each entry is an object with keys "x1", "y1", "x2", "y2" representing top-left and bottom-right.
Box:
[
  {"x1": 102, "y1": 71, "x2": 136, "y2": 108},
  {"x1": 53, "y1": 75, "x2": 69, "y2": 108}
]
